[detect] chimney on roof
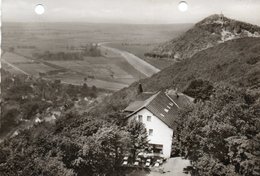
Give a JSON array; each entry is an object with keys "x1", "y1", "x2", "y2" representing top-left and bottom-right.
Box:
[
  {"x1": 175, "y1": 88, "x2": 179, "y2": 98},
  {"x1": 138, "y1": 83, "x2": 143, "y2": 94}
]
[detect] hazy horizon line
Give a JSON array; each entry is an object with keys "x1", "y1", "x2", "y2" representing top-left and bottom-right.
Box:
[
  {"x1": 2, "y1": 20, "x2": 194, "y2": 25},
  {"x1": 2, "y1": 15, "x2": 260, "y2": 26}
]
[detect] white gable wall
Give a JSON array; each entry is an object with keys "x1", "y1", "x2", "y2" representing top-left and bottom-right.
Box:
[{"x1": 129, "y1": 108, "x2": 173, "y2": 158}]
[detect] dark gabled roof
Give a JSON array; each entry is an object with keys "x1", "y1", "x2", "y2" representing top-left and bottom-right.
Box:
[
  {"x1": 124, "y1": 92, "x2": 157, "y2": 112},
  {"x1": 124, "y1": 92, "x2": 159, "y2": 112},
  {"x1": 145, "y1": 92, "x2": 179, "y2": 128},
  {"x1": 124, "y1": 91, "x2": 189, "y2": 128},
  {"x1": 124, "y1": 101, "x2": 146, "y2": 112},
  {"x1": 136, "y1": 92, "x2": 156, "y2": 101}
]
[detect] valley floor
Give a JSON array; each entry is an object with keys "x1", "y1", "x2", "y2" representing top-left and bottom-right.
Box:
[{"x1": 1, "y1": 42, "x2": 163, "y2": 91}]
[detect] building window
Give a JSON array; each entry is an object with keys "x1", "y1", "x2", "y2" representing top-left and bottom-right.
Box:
[
  {"x1": 149, "y1": 129, "x2": 153, "y2": 136},
  {"x1": 147, "y1": 116, "x2": 151, "y2": 122},
  {"x1": 138, "y1": 115, "x2": 143, "y2": 122}
]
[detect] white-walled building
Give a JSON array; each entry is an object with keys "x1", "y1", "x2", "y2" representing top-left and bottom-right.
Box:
[{"x1": 124, "y1": 90, "x2": 193, "y2": 158}]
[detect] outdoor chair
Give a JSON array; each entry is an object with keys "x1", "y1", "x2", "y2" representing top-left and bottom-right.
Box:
[
  {"x1": 122, "y1": 161, "x2": 128, "y2": 166},
  {"x1": 154, "y1": 162, "x2": 160, "y2": 167},
  {"x1": 145, "y1": 162, "x2": 150, "y2": 167}
]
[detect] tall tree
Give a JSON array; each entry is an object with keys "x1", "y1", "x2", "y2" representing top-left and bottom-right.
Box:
[
  {"x1": 126, "y1": 119, "x2": 149, "y2": 161},
  {"x1": 73, "y1": 125, "x2": 130, "y2": 176}
]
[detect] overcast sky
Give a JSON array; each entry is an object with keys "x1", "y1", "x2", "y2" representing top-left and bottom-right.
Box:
[{"x1": 2, "y1": 0, "x2": 260, "y2": 25}]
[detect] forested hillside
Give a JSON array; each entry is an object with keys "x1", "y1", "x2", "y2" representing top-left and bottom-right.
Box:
[
  {"x1": 0, "y1": 69, "x2": 100, "y2": 138},
  {"x1": 145, "y1": 14, "x2": 260, "y2": 60},
  {"x1": 97, "y1": 37, "x2": 260, "y2": 114}
]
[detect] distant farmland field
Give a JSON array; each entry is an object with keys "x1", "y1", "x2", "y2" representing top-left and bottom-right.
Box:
[
  {"x1": 2, "y1": 23, "x2": 192, "y2": 57},
  {"x1": 48, "y1": 57, "x2": 135, "y2": 83},
  {"x1": 1, "y1": 52, "x2": 58, "y2": 76},
  {"x1": 2, "y1": 22, "x2": 192, "y2": 90},
  {"x1": 1, "y1": 52, "x2": 131, "y2": 90}
]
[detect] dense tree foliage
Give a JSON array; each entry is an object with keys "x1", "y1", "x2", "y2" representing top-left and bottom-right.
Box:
[
  {"x1": 33, "y1": 44, "x2": 101, "y2": 61},
  {"x1": 183, "y1": 79, "x2": 214, "y2": 102},
  {"x1": 0, "y1": 113, "x2": 134, "y2": 176},
  {"x1": 172, "y1": 84, "x2": 260, "y2": 176},
  {"x1": 126, "y1": 120, "x2": 149, "y2": 161},
  {"x1": 82, "y1": 44, "x2": 102, "y2": 57}
]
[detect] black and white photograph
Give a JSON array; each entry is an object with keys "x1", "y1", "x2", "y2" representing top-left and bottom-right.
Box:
[{"x1": 0, "y1": 0, "x2": 260, "y2": 175}]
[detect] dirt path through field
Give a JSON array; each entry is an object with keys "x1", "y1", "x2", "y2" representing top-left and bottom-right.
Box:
[
  {"x1": 99, "y1": 43, "x2": 160, "y2": 77},
  {"x1": 1, "y1": 58, "x2": 30, "y2": 75}
]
